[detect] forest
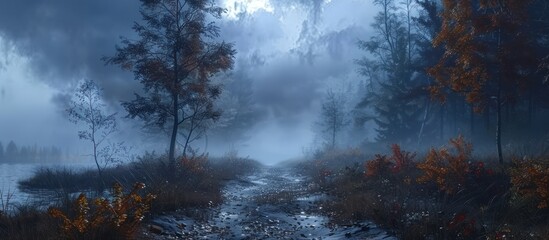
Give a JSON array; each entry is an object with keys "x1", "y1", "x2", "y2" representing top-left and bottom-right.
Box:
[
  {"x1": 0, "y1": 0, "x2": 549, "y2": 239},
  {"x1": 323, "y1": 0, "x2": 549, "y2": 159},
  {"x1": 0, "y1": 141, "x2": 66, "y2": 163},
  {"x1": 308, "y1": 0, "x2": 549, "y2": 238}
]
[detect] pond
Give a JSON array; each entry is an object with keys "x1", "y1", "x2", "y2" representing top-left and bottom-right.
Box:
[{"x1": 0, "y1": 162, "x2": 94, "y2": 211}]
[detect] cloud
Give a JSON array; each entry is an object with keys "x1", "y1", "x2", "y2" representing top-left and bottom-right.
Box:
[
  {"x1": 0, "y1": 0, "x2": 140, "y2": 104},
  {"x1": 0, "y1": 0, "x2": 375, "y2": 113}
]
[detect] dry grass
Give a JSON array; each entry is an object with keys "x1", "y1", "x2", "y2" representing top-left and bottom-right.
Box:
[
  {"x1": 2, "y1": 152, "x2": 260, "y2": 239},
  {"x1": 0, "y1": 206, "x2": 58, "y2": 240}
]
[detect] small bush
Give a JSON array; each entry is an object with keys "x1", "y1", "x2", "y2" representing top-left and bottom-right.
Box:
[
  {"x1": 365, "y1": 144, "x2": 416, "y2": 178},
  {"x1": 48, "y1": 182, "x2": 155, "y2": 240},
  {"x1": 510, "y1": 158, "x2": 549, "y2": 209},
  {"x1": 181, "y1": 154, "x2": 208, "y2": 174},
  {"x1": 417, "y1": 135, "x2": 473, "y2": 194},
  {"x1": 365, "y1": 154, "x2": 392, "y2": 177}
]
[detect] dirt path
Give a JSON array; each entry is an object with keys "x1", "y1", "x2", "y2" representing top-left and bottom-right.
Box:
[{"x1": 143, "y1": 166, "x2": 395, "y2": 239}]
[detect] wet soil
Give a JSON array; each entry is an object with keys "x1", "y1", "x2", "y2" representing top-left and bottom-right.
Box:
[{"x1": 142, "y1": 166, "x2": 395, "y2": 239}]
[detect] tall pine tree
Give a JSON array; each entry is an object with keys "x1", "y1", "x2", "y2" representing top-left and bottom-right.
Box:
[{"x1": 356, "y1": 0, "x2": 425, "y2": 144}]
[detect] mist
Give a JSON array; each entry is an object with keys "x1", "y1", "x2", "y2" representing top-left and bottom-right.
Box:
[
  {"x1": 2, "y1": 1, "x2": 549, "y2": 239},
  {"x1": 0, "y1": 0, "x2": 377, "y2": 164}
]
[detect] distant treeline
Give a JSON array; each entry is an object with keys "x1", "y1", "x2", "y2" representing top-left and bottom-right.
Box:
[{"x1": 0, "y1": 140, "x2": 66, "y2": 163}]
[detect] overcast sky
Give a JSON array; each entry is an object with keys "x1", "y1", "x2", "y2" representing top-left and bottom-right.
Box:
[{"x1": 0, "y1": 0, "x2": 376, "y2": 163}]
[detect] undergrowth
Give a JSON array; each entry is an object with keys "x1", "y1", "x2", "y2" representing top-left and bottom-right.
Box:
[
  {"x1": 48, "y1": 182, "x2": 155, "y2": 240},
  {"x1": 1, "y1": 152, "x2": 259, "y2": 239},
  {"x1": 303, "y1": 136, "x2": 549, "y2": 239}
]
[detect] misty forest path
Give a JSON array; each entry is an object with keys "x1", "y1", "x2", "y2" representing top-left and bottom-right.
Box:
[{"x1": 144, "y1": 166, "x2": 394, "y2": 239}]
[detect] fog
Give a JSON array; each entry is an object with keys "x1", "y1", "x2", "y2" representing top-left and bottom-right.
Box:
[
  {"x1": 2, "y1": 1, "x2": 548, "y2": 238},
  {"x1": 0, "y1": 0, "x2": 379, "y2": 164}
]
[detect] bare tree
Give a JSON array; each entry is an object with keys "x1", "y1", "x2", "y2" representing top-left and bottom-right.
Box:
[
  {"x1": 67, "y1": 79, "x2": 117, "y2": 187},
  {"x1": 317, "y1": 89, "x2": 350, "y2": 149}
]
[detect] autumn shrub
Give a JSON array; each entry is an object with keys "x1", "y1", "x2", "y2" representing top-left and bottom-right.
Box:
[
  {"x1": 365, "y1": 144, "x2": 416, "y2": 180},
  {"x1": 48, "y1": 182, "x2": 155, "y2": 240},
  {"x1": 182, "y1": 154, "x2": 217, "y2": 180},
  {"x1": 510, "y1": 158, "x2": 549, "y2": 209},
  {"x1": 365, "y1": 154, "x2": 392, "y2": 177},
  {"x1": 314, "y1": 146, "x2": 418, "y2": 228},
  {"x1": 417, "y1": 135, "x2": 473, "y2": 194},
  {"x1": 308, "y1": 136, "x2": 549, "y2": 239},
  {"x1": 180, "y1": 153, "x2": 209, "y2": 176}
]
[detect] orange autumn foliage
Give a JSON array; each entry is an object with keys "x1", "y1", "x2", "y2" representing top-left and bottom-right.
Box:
[
  {"x1": 49, "y1": 182, "x2": 155, "y2": 239},
  {"x1": 510, "y1": 159, "x2": 549, "y2": 209},
  {"x1": 429, "y1": 0, "x2": 534, "y2": 111},
  {"x1": 181, "y1": 154, "x2": 209, "y2": 174},
  {"x1": 365, "y1": 144, "x2": 416, "y2": 178},
  {"x1": 417, "y1": 135, "x2": 472, "y2": 194},
  {"x1": 365, "y1": 154, "x2": 392, "y2": 177}
]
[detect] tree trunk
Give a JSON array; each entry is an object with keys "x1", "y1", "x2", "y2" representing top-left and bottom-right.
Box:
[
  {"x1": 470, "y1": 105, "x2": 475, "y2": 137},
  {"x1": 169, "y1": 94, "x2": 179, "y2": 167},
  {"x1": 528, "y1": 93, "x2": 533, "y2": 135},
  {"x1": 183, "y1": 116, "x2": 194, "y2": 158},
  {"x1": 406, "y1": 0, "x2": 412, "y2": 67},
  {"x1": 496, "y1": 28, "x2": 503, "y2": 165},
  {"x1": 417, "y1": 99, "x2": 431, "y2": 145},
  {"x1": 496, "y1": 93, "x2": 503, "y2": 164},
  {"x1": 332, "y1": 116, "x2": 336, "y2": 149},
  {"x1": 169, "y1": 44, "x2": 179, "y2": 168},
  {"x1": 440, "y1": 104, "x2": 444, "y2": 141},
  {"x1": 484, "y1": 107, "x2": 490, "y2": 132},
  {"x1": 505, "y1": 101, "x2": 510, "y2": 123},
  {"x1": 452, "y1": 98, "x2": 457, "y2": 135},
  {"x1": 93, "y1": 140, "x2": 106, "y2": 191},
  {"x1": 528, "y1": 94, "x2": 532, "y2": 125}
]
